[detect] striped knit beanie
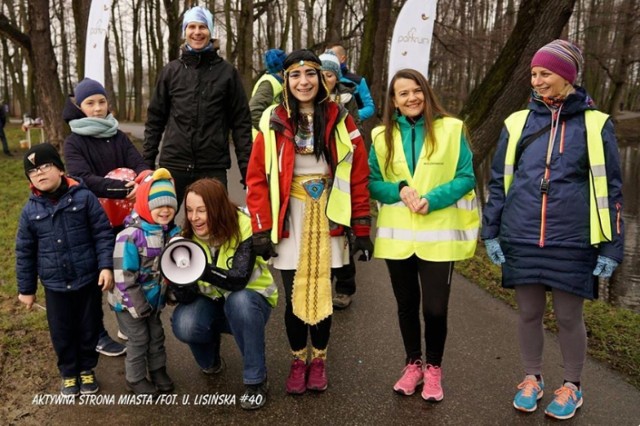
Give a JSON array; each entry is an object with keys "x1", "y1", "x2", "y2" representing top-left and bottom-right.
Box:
[
  {"x1": 320, "y1": 51, "x2": 342, "y2": 79},
  {"x1": 531, "y1": 39, "x2": 583, "y2": 84},
  {"x1": 134, "y1": 168, "x2": 177, "y2": 224}
]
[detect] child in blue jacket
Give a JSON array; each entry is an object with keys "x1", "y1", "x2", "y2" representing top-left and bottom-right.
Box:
[
  {"x1": 16, "y1": 143, "x2": 114, "y2": 396},
  {"x1": 109, "y1": 168, "x2": 180, "y2": 396}
]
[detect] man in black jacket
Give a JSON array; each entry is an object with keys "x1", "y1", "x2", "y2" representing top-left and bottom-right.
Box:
[{"x1": 143, "y1": 6, "x2": 252, "y2": 204}]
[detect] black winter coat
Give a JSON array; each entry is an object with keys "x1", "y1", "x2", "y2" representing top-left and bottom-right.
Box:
[{"x1": 143, "y1": 47, "x2": 252, "y2": 181}]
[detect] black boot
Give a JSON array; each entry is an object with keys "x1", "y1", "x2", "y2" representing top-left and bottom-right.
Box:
[
  {"x1": 126, "y1": 377, "x2": 158, "y2": 396},
  {"x1": 150, "y1": 367, "x2": 174, "y2": 393}
]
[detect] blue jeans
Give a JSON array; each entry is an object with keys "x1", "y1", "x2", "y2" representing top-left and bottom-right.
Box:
[{"x1": 171, "y1": 291, "x2": 271, "y2": 384}]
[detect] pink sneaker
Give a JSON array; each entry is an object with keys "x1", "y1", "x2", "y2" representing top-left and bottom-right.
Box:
[
  {"x1": 393, "y1": 360, "x2": 423, "y2": 395},
  {"x1": 285, "y1": 359, "x2": 307, "y2": 394},
  {"x1": 306, "y1": 358, "x2": 328, "y2": 391},
  {"x1": 421, "y1": 364, "x2": 444, "y2": 401}
]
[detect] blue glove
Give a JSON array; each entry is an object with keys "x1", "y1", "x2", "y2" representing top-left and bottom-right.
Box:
[
  {"x1": 484, "y1": 238, "x2": 505, "y2": 266},
  {"x1": 592, "y1": 255, "x2": 619, "y2": 278}
]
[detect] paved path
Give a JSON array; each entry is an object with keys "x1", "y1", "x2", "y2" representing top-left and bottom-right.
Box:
[{"x1": 24, "y1": 127, "x2": 640, "y2": 425}]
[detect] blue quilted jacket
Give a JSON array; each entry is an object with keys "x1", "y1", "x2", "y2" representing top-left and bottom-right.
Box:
[
  {"x1": 482, "y1": 87, "x2": 624, "y2": 262},
  {"x1": 16, "y1": 177, "x2": 114, "y2": 294}
]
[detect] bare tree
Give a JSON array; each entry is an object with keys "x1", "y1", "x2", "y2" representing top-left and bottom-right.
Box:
[
  {"x1": 459, "y1": 0, "x2": 578, "y2": 168},
  {"x1": 0, "y1": 0, "x2": 66, "y2": 147}
]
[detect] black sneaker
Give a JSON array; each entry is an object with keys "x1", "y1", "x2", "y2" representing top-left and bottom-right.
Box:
[
  {"x1": 150, "y1": 367, "x2": 174, "y2": 393},
  {"x1": 240, "y1": 380, "x2": 268, "y2": 410},
  {"x1": 201, "y1": 357, "x2": 225, "y2": 375},
  {"x1": 96, "y1": 334, "x2": 127, "y2": 356},
  {"x1": 126, "y1": 377, "x2": 159, "y2": 396},
  {"x1": 61, "y1": 376, "x2": 80, "y2": 396},
  {"x1": 79, "y1": 370, "x2": 99, "y2": 394}
]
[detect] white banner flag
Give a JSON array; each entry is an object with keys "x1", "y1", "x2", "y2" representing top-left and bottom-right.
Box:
[
  {"x1": 387, "y1": 0, "x2": 438, "y2": 88},
  {"x1": 84, "y1": 0, "x2": 113, "y2": 85}
]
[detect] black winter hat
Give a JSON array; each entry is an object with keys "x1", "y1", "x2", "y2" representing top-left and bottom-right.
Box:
[{"x1": 24, "y1": 143, "x2": 65, "y2": 178}]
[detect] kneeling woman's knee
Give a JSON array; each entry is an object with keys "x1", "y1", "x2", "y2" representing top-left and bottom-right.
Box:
[{"x1": 171, "y1": 296, "x2": 220, "y2": 343}]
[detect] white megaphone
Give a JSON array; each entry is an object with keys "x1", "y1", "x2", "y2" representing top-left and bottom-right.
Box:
[{"x1": 160, "y1": 238, "x2": 208, "y2": 285}]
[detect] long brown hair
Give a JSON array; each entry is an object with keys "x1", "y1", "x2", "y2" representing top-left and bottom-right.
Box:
[
  {"x1": 382, "y1": 69, "x2": 451, "y2": 174},
  {"x1": 181, "y1": 178, "x2": 241, "y2": 250}
]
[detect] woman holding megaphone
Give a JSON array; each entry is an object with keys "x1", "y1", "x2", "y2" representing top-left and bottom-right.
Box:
[{"x1": 168, "y1": 178, "x2": 277, "y2": 410}]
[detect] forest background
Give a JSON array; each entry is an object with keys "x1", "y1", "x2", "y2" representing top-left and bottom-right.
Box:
[{"x1": 0, "y1": 0, "x2": 639, "y2": 168}]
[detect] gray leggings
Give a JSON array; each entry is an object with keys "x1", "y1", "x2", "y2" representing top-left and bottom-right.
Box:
[{"x1": 515, "y1": 285, "x2": 586, "y2": 382}]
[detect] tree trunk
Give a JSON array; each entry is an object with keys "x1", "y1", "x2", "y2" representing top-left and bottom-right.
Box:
[
  {"x1": 72, "y1": 0, "x2": 90, "y2": 79},
  {"x1": 325, "y1": 0, "x2": 346, "y2": 44},
  {"x1": 606, "y1": 0, "x2": 638, "y2": 115},
  {"x1": 132, "y1": 0, "x2": 144, "y2": 122},
  {"x1": 111, "y1": 1, "x2": 127, "y2": 119},
  {"x1": 162, "y1": 0, "x2": 181, "y2": 61},
  {"x1": 460, "y1": 0, "x2": 577, "y2": 169},
  {"x1": 0, "y1": 1, "x2": 67, "y2": 147},
  {"x1": 238, "y1": 0, "x2": 254, "y2": 94}
]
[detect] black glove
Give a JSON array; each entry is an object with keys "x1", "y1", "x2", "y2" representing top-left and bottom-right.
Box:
[
  {"x1": 252, "y1": 231, "x2": 278, "y2": 260},
  {"x1": 350, "y1": 236, "x2": 373, "y2": 261}
]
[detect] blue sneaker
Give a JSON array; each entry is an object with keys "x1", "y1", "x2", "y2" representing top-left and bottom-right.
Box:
[
  {"x1": 513, "y1": 375, "x2": 544, "y2": 412},
  {"x1": 545, "y1": 383, "x2": 583, "y2": 420},
  {"x1": 96, "y1": 334, "x2": 126, "y2": 356}
]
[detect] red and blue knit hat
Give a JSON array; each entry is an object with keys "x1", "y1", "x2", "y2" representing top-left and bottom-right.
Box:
[
  {"x1": 531, "y1": 39, "x2": 583, "y2": 84},
  {"x1": 134, "y1": 168, "x2": 177, "y2": 224}
]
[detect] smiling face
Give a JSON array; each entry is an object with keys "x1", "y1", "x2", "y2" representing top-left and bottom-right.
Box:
[
  {"x1": 287, "y1": 65, "x2": 320, "y2": 108},
  {"x1": 392, "y1": 77, "x2": 425, "y2": 118},
  {"x1": 150, "y1": 205, "x2": 176, "y2": 225},
  {"x1": 184, "y1": 22, "x2": 210, "y2": 50},
  {"x1": 28, "y1": 163, "x2": 64, "y2": 193},
  {"x1": 79, "y1": 94, "x2": 108, "y2": 118},
  {"x1": 185, "y1": 192, "x2": 209, "y2": 239},
  {"x1": 322, "y1": 71, "x2": 338, "y2": 92},
  {"x1": 531, "y1": 66, "x2": 568, "y2": 98}
]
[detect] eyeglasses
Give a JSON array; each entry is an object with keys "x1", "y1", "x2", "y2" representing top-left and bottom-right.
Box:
[{"x1": 27, "y1": 163, "x2": 54, "y2": 176}]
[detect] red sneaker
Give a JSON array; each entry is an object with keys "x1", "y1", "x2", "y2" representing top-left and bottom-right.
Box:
[
  {"x1": 285, "y1": 359, "x2": 307, "y2": 394},
  {"x1": 306, "y1": 358, "x2": 328, "y2": 391}
]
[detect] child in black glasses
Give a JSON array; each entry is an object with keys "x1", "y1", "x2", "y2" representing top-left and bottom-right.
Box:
[{"x1": 16, "y1": 143, "x2": 115, "y2": 397}]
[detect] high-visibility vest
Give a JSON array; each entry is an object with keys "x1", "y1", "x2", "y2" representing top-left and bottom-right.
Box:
[
  {"x1": 503, "y1": 109, "x2": 612, "y2": 244},
  {"x1": 251, "y1": 74, "x2": 283, "y2": 140},
  {"x1": 194, "y1": 212, "x2": 278, "y2": 307},
  {"x1": 258, "y1": 105, "x2": 355, "y2": 244},
  {"x1": 371, "y1": 117, "x2": 479, "y2": 261}
]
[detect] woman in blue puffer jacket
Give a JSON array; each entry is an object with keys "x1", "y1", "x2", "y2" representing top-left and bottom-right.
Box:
[{"x1": 482, "y1": 40, "x2": 623, "y2": 420}]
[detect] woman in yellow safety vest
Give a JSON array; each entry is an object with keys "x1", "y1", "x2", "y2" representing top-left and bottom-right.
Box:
[
  {"x1": 369, "y1": 68, "x2": 478, "y2": 402},
  {"x1": 169, "y1": 178, "x2": 277, "y2": 410},
  {"x1": 482, "y1": 40, "x2": 624, "y2": 420},
  {"x1": 246, "y1": 49, "x2": 373, "y2": 396}
]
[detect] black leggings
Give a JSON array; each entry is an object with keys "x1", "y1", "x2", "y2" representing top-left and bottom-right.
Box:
[
  {"x1": 280, "y1": 270, "x2": 332, "y2": 351},
  {"x1": 385, "y1": 256, "x2": 453, "y2": 366}
]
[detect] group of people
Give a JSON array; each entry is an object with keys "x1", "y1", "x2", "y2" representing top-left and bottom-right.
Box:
[{"x1": 14, "y1": 4, "x2": 624, "y2": 421}]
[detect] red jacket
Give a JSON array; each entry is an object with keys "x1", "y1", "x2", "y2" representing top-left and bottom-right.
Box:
[{"x1": 246, "y1": 102, "x2": 370, "y2": 239}]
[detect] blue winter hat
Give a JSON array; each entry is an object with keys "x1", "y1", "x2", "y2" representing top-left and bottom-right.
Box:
[
  {"x1": 182, "y1": 6, "x2": 214, "y2": 39},
  {"x1": 265, "y1": 49, "x2": 286, "y2": 75},
  {"x1": 74, "y1": 78, "x2": 107, "y2": 106}
]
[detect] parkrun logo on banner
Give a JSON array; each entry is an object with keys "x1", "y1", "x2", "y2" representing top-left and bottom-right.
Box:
[{"x1": 396, "y1": 27, "x2": 431, "y2": 46}]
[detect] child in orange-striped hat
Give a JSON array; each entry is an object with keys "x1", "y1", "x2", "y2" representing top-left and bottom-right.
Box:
[{"x1": 109, "y1": 168, "x2": 181, "y2": 396}]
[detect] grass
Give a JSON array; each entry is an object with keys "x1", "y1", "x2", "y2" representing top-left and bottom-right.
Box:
[{"x1": 456, "y1": 249, "x2": 640, "y2": 389}]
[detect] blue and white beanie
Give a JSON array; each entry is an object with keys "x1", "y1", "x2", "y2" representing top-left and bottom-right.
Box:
[
  {"x1": 320, "y1": 52, "x2": 342, "y2": 80},
  {"x1": 182, "y1": 6, "x2": 214, "y2": 39}
]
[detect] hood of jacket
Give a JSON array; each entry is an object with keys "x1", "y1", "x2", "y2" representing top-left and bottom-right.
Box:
[{"x1": 179, "y1": 46, "x2": 224, "y2": 69}]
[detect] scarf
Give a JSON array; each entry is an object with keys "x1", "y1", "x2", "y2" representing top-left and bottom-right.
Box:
[
  {"x1": 531, "y1": 90, "x2": 565, "y2": 110},
  {"x1": 68, "y1": 114, "x2": 119, "y2": 138}
]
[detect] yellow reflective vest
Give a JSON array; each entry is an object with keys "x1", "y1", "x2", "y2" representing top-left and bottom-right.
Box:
[
  {"x1": 503, "y1": 109, "x2": 612, "y2": 244},
  {"x1": 194, "y1": 212, "x2": 278, "y2": 307},
  {"x1": 371, "y1": 117, "x2": 479, "y2": 261},
  {"x1": 251, "y1": 74, "x2": 283, "y2": 140},
  {"x1": 258, "y1": 105, "x2": 356, "y2": 244}
]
